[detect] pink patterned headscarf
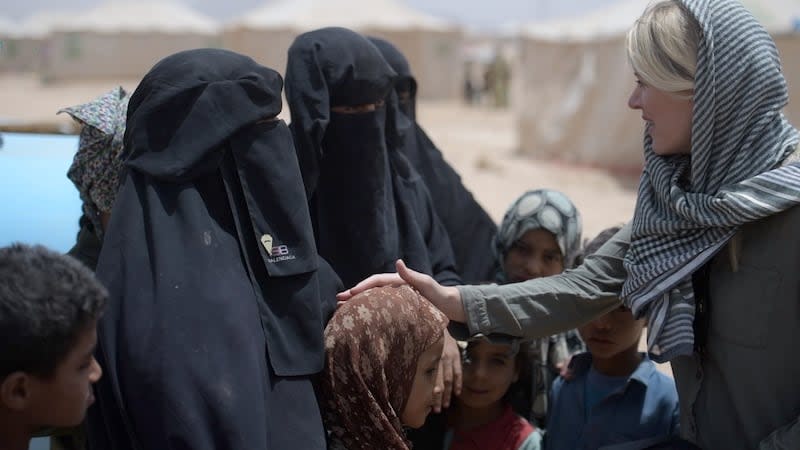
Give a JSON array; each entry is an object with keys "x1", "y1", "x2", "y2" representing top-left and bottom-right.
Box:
[{"x1": 319, "y1": 285, "x2": 447, "y2": 450}]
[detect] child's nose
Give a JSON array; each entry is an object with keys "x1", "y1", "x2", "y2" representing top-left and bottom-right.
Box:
[
  {"x1": 593, "y1": 315, "x2": 614, "y2": 331},
  {"x1": 89, "y1": 356, "x2": 103, "y2": 383},
  {"x1": 525, "y1": 257, "x2": 544, "y2": 278}
]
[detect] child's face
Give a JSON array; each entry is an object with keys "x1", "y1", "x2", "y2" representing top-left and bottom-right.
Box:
[
  {"x1": 578, "y1": 306, "x2": 645, "y2": 360},
  {"x1": 458, "y1": 340, "x2": 519, "y2": 410},
  {"x1": 25, "y1": 324, "x2": 102, "y2": 428},
  {"x1": 402, "y1": 336, "x2": 444, "y2": 428},
  {"x1": 503, "y1": 228, "x2": 564, "y2": 282}
]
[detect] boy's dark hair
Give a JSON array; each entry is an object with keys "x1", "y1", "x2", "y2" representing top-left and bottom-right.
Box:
[
  {"x1": 0, "y1": 243, "x2": 107, "y2": 379},
  {"x1": 575, "y1": 225, "x2": 623, "y2": 265}
]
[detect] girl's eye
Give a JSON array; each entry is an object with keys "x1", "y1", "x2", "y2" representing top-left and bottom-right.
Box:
[
  {"x1": 491, "y1": 358, "x2": 508, "y2": 366},
  {"x1": 511, "y1": 241, "x2": 529, "y2": 253}
]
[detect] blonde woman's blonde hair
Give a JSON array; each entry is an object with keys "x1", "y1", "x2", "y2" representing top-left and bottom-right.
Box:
[{"x1": 627, "y1": 0, "x2": 701, "y2": 96}]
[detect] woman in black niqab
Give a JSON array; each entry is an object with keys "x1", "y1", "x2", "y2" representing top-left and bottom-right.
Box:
[
  {"x1": 285, "y1": 28, "x2": 461, "y2": 288},
  {"x1": 87, "y1": 48, "x2": 339, "y2": 450},
  {"x1": 369, "y1": 37, "x2": 499, "y2": 284}
]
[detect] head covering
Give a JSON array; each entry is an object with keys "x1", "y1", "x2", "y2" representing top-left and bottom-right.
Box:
[
  {"x1": 622, "y1": 0, "x2": 800, "y2": 362},
  {"x1": 59, "y1": 87, "x2": 129, "y2": 235},
  {"x1": 319, "y1": 285, "x2": 448, "y2": 450},
  {"x1": 369, "y1": 37, "x2": 498, "y2": 283},
  {"x1": 494, "y1": 189, "x2": 583, "y2": 281},
  {"x1": 286, "y1": 28, "x2": 460, "y2": 288},
  {"x1": 88, "y1": 49, "x2": 339, "y2": 450},
  {"x1": 368, "y1": 37, "x2": 417, "y2": 120}
]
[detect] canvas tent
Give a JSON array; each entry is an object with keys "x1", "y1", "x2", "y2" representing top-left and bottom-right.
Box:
[
  {"x1": 40, "y1": 1, "x2": 220, "y2": 81},
  {"x1": 223, "y1": 0, "x2": 463, "y2": 99},
  {"x1": 0, "y1": 11, "x2": 75, "y2": 73},
  {"x1": 514, "y1": 0, "x2": 800, "y2": 173},
  {"x1": 0, "y1": 16, "x2": 23, "y2": 71}
]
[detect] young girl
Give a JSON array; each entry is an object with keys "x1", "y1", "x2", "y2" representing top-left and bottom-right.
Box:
[
  {"x1": 318, "y1": 285, "x2": 448, "y2": 450},
  {"x1": 493, "y1": 189, "x2": 585, "y2": 427},
  {"x1": 443, "y1": 334, "x2": 541, "y2": 450}
]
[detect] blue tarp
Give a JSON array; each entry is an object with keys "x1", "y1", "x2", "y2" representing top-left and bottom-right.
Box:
[{"x1": 0, "y1": 132, "x2": 82, "y2": 253}]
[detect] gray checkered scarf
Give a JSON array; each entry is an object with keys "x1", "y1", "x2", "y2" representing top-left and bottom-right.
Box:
[{"x1": 621, "y1": 0, "x2": 800, "y2": 362}]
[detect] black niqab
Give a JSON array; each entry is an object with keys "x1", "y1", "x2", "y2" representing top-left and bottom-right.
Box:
[
  {"x1": 286, "y1": 28, "x2": 460, "y2": 288},
  {"x1": 89, "y1": 49, "x2": 338, "y2": 450},
  {"x1": 370, "y1": 37, "x2": 499, "y2": 283}
]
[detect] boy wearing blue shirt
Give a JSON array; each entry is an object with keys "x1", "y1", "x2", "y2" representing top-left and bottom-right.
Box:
[
  {"x1": 0, "y1": 244, "x2": 106, "y2": 450},
  {"x1": 544, "y1": 228, "x2": 680, "y2": 450}
]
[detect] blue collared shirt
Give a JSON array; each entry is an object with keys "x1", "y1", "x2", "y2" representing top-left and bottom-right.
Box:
[{"x1": 544, "y1": 352, "x2": 679, "y2": 450}]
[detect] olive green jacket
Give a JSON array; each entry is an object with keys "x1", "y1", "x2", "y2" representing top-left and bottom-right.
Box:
[{"x1": 459, "y1": 212, "x2": 800, "y2": 449}]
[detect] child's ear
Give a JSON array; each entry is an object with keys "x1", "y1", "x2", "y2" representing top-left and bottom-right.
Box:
[{"x1": 0, "y1": 372, "x2": 32, "y2": 411}]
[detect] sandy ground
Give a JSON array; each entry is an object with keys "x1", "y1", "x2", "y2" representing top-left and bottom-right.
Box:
[{"x1": 0, "y1": 73, "x2": 669, "y2": 375}]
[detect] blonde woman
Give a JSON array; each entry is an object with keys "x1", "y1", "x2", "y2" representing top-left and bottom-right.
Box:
[{"x1": 341, "y1": 1, "x2": 800, "y2": 448}]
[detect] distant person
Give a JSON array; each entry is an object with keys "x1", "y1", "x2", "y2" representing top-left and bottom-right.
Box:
[
  {"x1": 340, "y1": 1, "x2": 800, "y2": 448},
  {"x1": 544, "y1": 227, "x2": 680, "y2": 450},
  {"x1": 486, "y1": 49, "x2": 511, "y2": 108},
  {"x1": 369, "y1": 36, "x2": 499, "y2": 285},
  {"x1": 318, "y1": 285, "x2": 448, "y2": 450},
  {"x1": 463, "y1": 61, "x2": 478, "y2": 105},
  {"x1": 87, "y1": 49, "x2": 341, "y2": 450},
  {"x1": 0, "y1": 244, "x2": 105, "y2": 450}
]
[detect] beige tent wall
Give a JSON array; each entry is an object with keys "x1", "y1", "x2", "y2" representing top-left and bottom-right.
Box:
[
  {"x1": 0, "y1": 37, "x2": 43, "y2": 72},
  {"x1": 775, "y1": 34, "x2": 800, "y2": 127},
  {"x1": 516, "y1": 32, "x2": 800, "y2": 174},
  {"x1": 515, "y1": 35, "x2": 643, "y2": 174},
  {"x1": 41, "y1": 31, "x2": 222, "y2": 81},
  {"x1": 221, "y1": 27, "x2": 296, "y2": 74},
  {"x1": 366, "y1": 28, "x2": 462, "y2": 100}
]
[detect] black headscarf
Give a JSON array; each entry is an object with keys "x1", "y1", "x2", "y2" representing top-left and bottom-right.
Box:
[
  {"x1": 88, "y1": 49, "x2": 339, "y2": 450},
  {"x1": 369, "y1": 37, "x2": 499, "y2": 283},
  {"x1": 286, "y1": 28, "x2": 460, "y2": 288}
]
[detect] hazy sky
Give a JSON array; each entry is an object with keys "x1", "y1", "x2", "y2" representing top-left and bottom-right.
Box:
[{"x1": 4, "y1": 0, "x2": 620, "y2": 29}]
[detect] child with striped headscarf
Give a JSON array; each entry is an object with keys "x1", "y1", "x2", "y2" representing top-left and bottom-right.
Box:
[{"x1": 493, "y1": 189, "x2": 585, "y2": 429}]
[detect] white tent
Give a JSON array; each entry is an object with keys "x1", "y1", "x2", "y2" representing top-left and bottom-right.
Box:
[
  {"x1": 41, "y1": 1, "x2": 221, "y2": 81},
  {"x1": 514, "y1": 0, "x2": 800, "y2": 173},
  {"x1": 1, "y1": 11, "x2": 75, "y2": 73},
  {"x1": 19, "y1": 11, "x2": 76, "y2": 39},
  {"x1": 0, "y1": 16, "x2": 19, "y2": 38},
  {"x1": 223, "y1": 0, "x2": 463, "y2": 99}
]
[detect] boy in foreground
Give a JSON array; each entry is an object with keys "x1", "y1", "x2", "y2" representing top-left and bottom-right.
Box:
[
  {"x1": 544, "y1": 228, "x2": 680, "y2": 449},
  {"x1": 0, "y1": 244, "x2": 105, "y2": 450}
]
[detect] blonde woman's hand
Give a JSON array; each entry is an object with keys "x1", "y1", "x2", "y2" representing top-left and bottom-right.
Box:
[{"x1": 336, "y1": 260, "x2": 466, "y2": 322}]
